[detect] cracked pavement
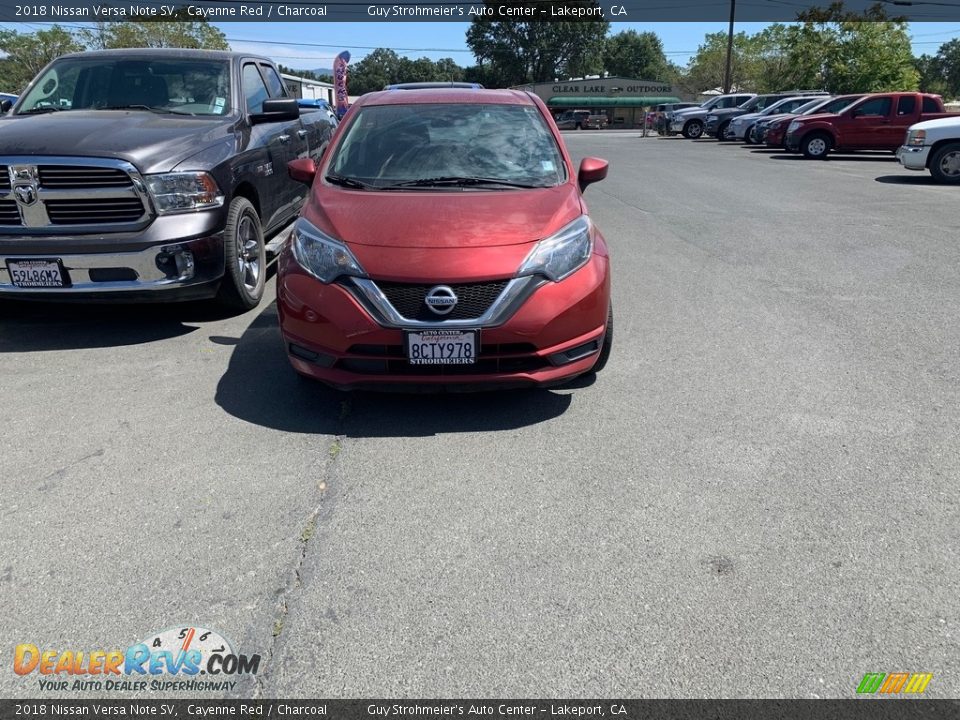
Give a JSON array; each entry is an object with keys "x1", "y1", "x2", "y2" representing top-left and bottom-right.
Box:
[{"x1": 1, "y1": 135, "x2": 958, "y2": 699}]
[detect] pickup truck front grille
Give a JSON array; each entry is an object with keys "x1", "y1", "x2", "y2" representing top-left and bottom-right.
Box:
[
  {"x1": 38, "y1": 166, "x2": 133, "y2": 189},
  {"x1": 0, "y1": 157, "x2": 151, "y2": 230},
  {"x1": 0, "y1": 200, "x2": 19, "y2": 223},
  {"x1": 45, "y1": 198, "x2": 146, "y2": 224}
]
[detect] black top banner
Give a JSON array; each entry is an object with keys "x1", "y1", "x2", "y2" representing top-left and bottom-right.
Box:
[
  {"x1": 2, "y1": 0, "x2": 960, "y2": 23},
  {"x1": 2, "y1": 700, "x2": 960, "y2": 720}
]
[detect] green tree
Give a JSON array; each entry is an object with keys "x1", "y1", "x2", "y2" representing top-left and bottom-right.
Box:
[
  {"x1": 603, "y1": 30, "x2": 669, "y2": 80},
  {"x1": 0, "y1": 26, "x2": 84, "y2": 93},
  {"x1": 916, "y1": 39, "x2": 960, "y2": 99},
  {"x1": 683, "y1": 31, "x2": 757, "y2": 93},
  {"x1": 80, "y1": 13, "x2": 228, "y2": 50},
  {"x1": 466, "y1": 1, "x2": 609, "y2": 86}
]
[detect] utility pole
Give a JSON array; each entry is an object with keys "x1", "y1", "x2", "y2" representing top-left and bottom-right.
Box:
[{"x1": 723, "y1": 0, "x2": 736, "y2": 93}]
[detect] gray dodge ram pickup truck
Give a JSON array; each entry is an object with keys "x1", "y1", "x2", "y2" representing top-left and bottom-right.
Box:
[{"x1": 0, "y1": 49, "x2": 336, "y2": 309}]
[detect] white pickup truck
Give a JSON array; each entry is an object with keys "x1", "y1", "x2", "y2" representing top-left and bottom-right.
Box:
[{"x1": 896, "y1": 115, "x2": 960, "y2": 183}]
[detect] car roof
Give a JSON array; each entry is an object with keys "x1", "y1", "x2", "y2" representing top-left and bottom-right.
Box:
[{"x1": 357, "y1": 88, "x2": 538, "y2": 107}]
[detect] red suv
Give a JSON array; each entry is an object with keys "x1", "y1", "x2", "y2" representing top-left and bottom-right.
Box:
[{"x1": 277, "y1": 87, "x2": 612, "y2": 391}]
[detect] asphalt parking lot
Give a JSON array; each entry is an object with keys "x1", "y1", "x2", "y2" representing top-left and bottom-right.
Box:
[{"x1": 1, "y1": 134, "x2": 957, "y2": 699}]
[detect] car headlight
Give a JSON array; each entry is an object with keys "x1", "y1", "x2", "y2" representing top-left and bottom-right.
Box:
[
  {"x1": 706, "y1": 115, "x2": 717, "y2": 122},
  {"x1": 144, "y1": 172, "x2": 224, "y2": 214},
  {"x1": 907, "y1": 129, "x2": 927, "y2": 146},
  {"x1": 787, "y1": 120, "x2": 800, "y2": 133},
  {"x1": 518, "y1": 215, "x2": 592, "y2": 283},
  {"x1": 291, "y1": 217, "x2": 367, "y2": 284}
]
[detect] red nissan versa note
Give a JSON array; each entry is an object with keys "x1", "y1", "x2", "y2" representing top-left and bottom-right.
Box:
[{"x1": 277, "y1": 87, "x2": 612, "y2": 391}]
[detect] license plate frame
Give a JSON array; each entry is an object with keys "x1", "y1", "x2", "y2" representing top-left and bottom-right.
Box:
[
  {"x1": 6, "y1": 258, "x2": 69, "y2": 289},
  {"x1": 405, "y1": 329, "x2": 479, "y2": 366}
]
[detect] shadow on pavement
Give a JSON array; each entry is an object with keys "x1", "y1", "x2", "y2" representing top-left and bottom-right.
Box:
[
  {"x1": 770, "y1": 154, "x2": 895, "y2": 162},
  {"x1": 0, "y1": 299, "x2": 240, "y2": 352},
  {"x1": 875, "y1": 174, "x2": 953, "y2": 186},
  {"x1": 214, "y1": 301, "x2": 576, "y2": 438}
]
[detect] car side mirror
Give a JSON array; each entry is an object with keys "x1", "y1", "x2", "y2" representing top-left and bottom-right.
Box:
[
  {"x1": 287, "y1": 158, "x2": 317, "y2": 185},
  {"x1": 251, "y1": 97, "x2": 300, "y2": 124},
  {"x1": 578, "y1": 157, "x2": 608, "y2": 192},
  {"x1": 0, "y1": 100, "x2": 12, "y2": 113}
]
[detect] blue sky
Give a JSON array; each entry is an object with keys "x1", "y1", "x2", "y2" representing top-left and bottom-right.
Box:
[
  {"x1": 217, "y1": 21, "x2": 960, "y2": 71},
  {"x1": 4, "y1": 20, "x2": 960, "y2": 71}
]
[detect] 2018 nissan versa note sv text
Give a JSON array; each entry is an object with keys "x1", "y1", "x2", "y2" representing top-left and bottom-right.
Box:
[{"x1": 277, "y1": 87, "x2": 612, "y2": 391}]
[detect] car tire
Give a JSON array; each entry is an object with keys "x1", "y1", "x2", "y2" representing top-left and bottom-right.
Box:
[
  {"x1": 716, "y1": 122, "x2": 730, "y2": 141},
  {"x1": 929, "y1": 142, "x2": 960, "y2": 184},
  {"x1": 591, "y1": 304, "x2": 614, "y2": 374},
  {"x1": 217, "y1": 196, "x2": 266, "y2": 311},
  {"x1": 801, "y1": 132, "x2": 831, "y2": 160},
  {"x1": 682, "y1": 120, "x2": 703, "y2": 139},
  {"x1": 743, "y1": 126, "x2": 755, "y2": 144}
]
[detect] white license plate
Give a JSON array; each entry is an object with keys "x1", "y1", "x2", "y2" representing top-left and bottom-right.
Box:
[
  {"x1": 405, "y1": 329, "x2": 478, "y2": 365},
  {"x1": 7, "y1": 259, "x2": 66, "y2": 288}
]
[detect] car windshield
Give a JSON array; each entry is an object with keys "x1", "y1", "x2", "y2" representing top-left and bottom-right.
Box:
[
  {"x1": 328, "y1": 103, "x2": 567, "y2": 189},
  {"x1": 794, "y1": 99, "x2": 826, "y2": 114},
  {"x1": 16, "y1": 57, "x2": 232, "y2": 116},
  {"x1": 738, "y1": 97, "x2": 762, "y2": 111}
]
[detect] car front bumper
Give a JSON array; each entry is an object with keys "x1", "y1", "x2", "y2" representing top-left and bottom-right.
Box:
[
  {"x1": 896, "y1": 145, "x2": 930, "y2": 171},
  {"x1": 277, "y1": 250, "x2": 611, "y2": 391},
  {"x1": 0, "y1": 211, "x2": 227, "y2": 301}
]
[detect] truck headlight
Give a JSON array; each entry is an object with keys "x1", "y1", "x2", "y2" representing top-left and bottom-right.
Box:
[
  {"x1": 518, "y1": 215, "x2": 592, "y2": 283},
  {"x1": 291, "y1": 217, "x2": 366, "y2": 284},
  {"x1": 145, "y1": 172, "x2": 224, "y2": 214},
  {"x1": 907, "y1": 129, "x2": 927, "y2": 146}
]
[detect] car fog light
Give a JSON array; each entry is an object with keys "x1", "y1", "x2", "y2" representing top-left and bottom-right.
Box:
[{"x1": 174, "y1": 250, "x2": 195, "y2": 279}]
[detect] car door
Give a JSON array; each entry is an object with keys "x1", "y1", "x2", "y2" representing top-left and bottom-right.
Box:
[
  {"x1": 257, "y1": 62, "x2": 310, "y2": 221},
  {"x1": 846, "y1": 96, "x2": 892, "y2": 148}
]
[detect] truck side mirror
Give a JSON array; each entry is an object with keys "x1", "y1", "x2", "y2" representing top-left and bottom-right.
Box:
[
  {"x1": 251, "y1": 98, "x2": 300, "y2": 124},
  {"x1": 578, "y1": 157, "x2": 608, "y2": 192}
]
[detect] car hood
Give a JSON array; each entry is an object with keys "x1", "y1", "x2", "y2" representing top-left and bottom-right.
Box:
[
  {"x1": 709, "y1": 108, "x2": 748, "y2": 118},
  {"x1": 789, "y1": 112, "x2": 840, "y2": 126},
  {"x1": 304, "y1": 184, "x2": 583, "y2": 250},
  {"x1": 732, "y1": 112, "x2": 764, "y2": 123},
  {"x1": 0, "y1": 111, "x2": 236, "y2": 174},
  {"x1": 908, "y1": 115, "x2": 960, "y2": 132}
]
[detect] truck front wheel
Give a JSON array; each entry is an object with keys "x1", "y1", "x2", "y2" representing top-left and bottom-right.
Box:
[
  {"x1": 801, "y1": 133, "x2": 831, "y2": 159},
  {"x1": 218, "y1": 196, "x2": 266, "y2": 311},
  {"x1": 929, "y1": 142, "x2": 960, "y2": 184},
  {"x1": 683, "y1": 120, "x2": 704, "y2": 139}
]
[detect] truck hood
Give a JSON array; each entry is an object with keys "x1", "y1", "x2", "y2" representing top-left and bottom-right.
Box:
[
  {"x1": 709, "y1": 108, "x2": 748, "y2": 118},
  {"x1": 0, "y1": 111, "x2": 236, "y2": 173},
  {"x1": 789, "y1": 112, "x2": 840, "y2": 126},
  {"x1": 908, "y1": 115, "x2": 960, "y2": 132},
  {"x1": 303, "y1": 184, "x2": 583, "y2": 250}
]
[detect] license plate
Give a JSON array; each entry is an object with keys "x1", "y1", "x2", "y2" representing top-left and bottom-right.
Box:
[
  {"x1": 405, "y1": 329, "x2": 478, "y2": 365},
  {"x1": 6, "y1": 259, "x2": 68, "y2": 288}
]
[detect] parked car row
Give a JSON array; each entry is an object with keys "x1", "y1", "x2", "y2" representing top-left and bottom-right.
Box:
[
  {"x1": 664, "y1": 89, "x2": 960, "y2": 184},
  {"x1": 555, "y1": 109, "x2": 609, "y2": 130}
]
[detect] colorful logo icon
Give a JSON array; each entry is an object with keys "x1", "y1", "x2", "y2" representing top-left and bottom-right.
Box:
[{"x1": 856, "y1": 673, "x2": 933, "y2": 694}]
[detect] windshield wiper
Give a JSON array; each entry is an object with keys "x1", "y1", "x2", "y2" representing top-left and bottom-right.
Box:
[
  {"x1": 20, "y1": 106, "x2": 65, "y2": 114},
  {"x1": 100, "y1": 105, "x2": 189, "y2": 115},
  {"x1": 385, "y1": 176, "x2": 544, "y2": 189},
  {"x1": 325, "y1": 174, "x2": 372, "y2": 190}
]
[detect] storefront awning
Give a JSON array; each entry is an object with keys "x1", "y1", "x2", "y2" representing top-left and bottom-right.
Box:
[{"x1": 548, "y1": 96, "x2": 680, "y2": 107}]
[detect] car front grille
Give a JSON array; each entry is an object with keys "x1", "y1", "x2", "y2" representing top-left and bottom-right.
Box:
[
  {"x1": 375, "y1": 280, "x2": 510, "y2": 321},
  {"x1": 339, "y1": 342, "x2": 548, "y2": 376},
  {"x1": 37, "y1": 166, "x2": 134, "y2": 189},
  {"x1": 45, "y1": 198, "x2": 146, "y2": 225},
  {"x1": 0, "y1": 158, "x2": 149, "y2": 229}
]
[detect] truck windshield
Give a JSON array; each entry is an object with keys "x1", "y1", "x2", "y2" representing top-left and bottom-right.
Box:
[
  {"x1": 16, "y1": 58, "x2": 232, "y2": 116},
  {"x1": 328, "y1": 103, "x2": 567, "y2": 190}
]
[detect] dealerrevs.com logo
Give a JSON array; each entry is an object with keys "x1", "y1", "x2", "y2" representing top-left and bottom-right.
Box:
[{"x1": 13, "y1": 626, "x2": 261, "y2": 692}]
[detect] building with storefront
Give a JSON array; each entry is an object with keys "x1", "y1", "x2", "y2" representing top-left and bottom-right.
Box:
[{"x1": 512, "y1": 77, "x2": 680, "y2": 129}]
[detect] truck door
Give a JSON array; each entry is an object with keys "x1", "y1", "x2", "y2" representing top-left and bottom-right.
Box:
[
  {"x1": 257, "y1": 62, "x2": 310, "y2": 221},
  {"x1": 890, "y1": 96, "x2": 918, "y2": 147},
  {"x1": 846, "y1": 96, "x2": 892, "y2": 149}
]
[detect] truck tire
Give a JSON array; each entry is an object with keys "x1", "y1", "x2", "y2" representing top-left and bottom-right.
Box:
[
  {"x1": 682, "y1": 120, "x2": 703, "y2": 139},
  {"x1": 591, "y1": 304, "x2": 614, "y2": 374},
  {"x1": 217, "y1": 196, "x2": 266, "y2": 311},
  {"x1": 929, "y1": 142, "x2": 960, "y2": 184},
  {"x1": 801, "y1": 132, "x2": 831, "y2": 159}
]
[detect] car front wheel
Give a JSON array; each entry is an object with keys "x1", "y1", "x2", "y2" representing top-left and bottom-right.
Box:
[
  {"x1": 217, "y1": 196, "x2": 266, "y2": 311},
  {"x1": 683, "y1": 120, "x2": 704, "y2": 139},
  {"x1": 929, "y1": 142, "x2": 960, "y2": 184},
  {"x1": 591, "y1": 304, "x2": 614, "y2": 374},
  {"x1": 801, "y1": 133, "x2": 831, "y2": 159}
]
